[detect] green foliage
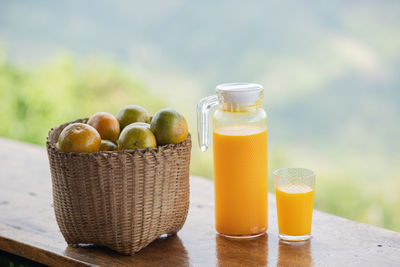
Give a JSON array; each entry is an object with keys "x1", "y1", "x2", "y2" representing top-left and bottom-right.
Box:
[
  {"x1": 314, "y1": 171, "x2": 400, "y2": 232},
  {"x1": 0, "y1": 54, "x2": 164, "y2": 145}
]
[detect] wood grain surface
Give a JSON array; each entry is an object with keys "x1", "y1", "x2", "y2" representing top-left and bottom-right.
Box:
[{"x1": 0, "y1": 137, "x2": 399, "y2": 266}]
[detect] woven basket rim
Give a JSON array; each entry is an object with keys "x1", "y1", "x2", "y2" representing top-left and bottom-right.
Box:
[{"x1": 46, "y1": 117, "x2": 191, "y2": 157}]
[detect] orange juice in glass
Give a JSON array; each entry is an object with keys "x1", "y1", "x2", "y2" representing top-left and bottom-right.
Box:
[
  {"x1": 274, "y1": 168, "x2": 316, "y2": 241},
  {"x1": 197, "y1": 83, "x2": 268, "y2": 238}
]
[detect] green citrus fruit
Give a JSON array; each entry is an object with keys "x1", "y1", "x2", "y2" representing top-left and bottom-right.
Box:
[
  {"x1": 116, "y1": 105, "x2": 151, "y2": 130},
  {"x1": 100, "y1": 140, "x2": 117, "y2": 151},
  {"x1": 118, "y1": 124, "x2": 157, "y2": 150},
  {"x1": 57, "y1": 123, "x2": 101, "y2": 153},
  {"x1": 150, "y1": 108, "x2": 188, "y2": 145}
]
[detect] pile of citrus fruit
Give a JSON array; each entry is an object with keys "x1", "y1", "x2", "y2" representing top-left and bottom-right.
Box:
[{"x1": 57, "y1": 105, "x2": 189, "y2": 153}]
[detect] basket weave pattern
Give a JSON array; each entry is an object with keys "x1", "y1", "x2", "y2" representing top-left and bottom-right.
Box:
[{"x1": 46, "y1": 118, "x2": 191, "y2": 255}]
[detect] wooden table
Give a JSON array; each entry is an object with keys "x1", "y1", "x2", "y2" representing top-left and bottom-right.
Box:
[{"x1": 0, "y1": 137, "x2": 400, "y2": 266}]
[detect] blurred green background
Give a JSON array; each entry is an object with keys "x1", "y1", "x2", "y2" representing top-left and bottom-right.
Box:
[{"x1": 0, "y1": 0, "x2": 399, "y2": 232}]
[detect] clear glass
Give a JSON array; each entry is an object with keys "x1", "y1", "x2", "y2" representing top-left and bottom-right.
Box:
[
  {"x1": 197, "y1": 95, "x2": 218, "y2": 152},
  {"x1": 274, "y1": 168, "x2": 316, "y2": 241},
  {"x1": 212, "y1": 92, "x2": 266, "y2": 132},
  {"x1": 197, "y1": 83, "x2": 268, "y2": 238}
]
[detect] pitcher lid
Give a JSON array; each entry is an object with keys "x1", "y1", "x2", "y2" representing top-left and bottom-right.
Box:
[
  {"x1": 216, "y1": 82, "x2": 263, "y2": 93},
  {"x1": 216, "y1": 82, "x2": 263, "y2": 107}
]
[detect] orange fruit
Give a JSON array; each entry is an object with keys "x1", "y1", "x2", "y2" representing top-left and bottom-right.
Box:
[
  {"x1": 118, "y1": 124, "x2": 157, "y2": 150},
  {"x1": 116, "y1": 105, "x2": 151, "y2": 130},
  {"x1": 100, "y1": 140, "x2": 117, "y2": 151},
  {"x1": 87, "y1": 112, "x2": 120, "y2": 142},
  {"x1": 57, "y1": 123, "x2": 101, "y2": 153},
  {"x1": 150, "y1": 108, "x2": 188, "y2": 145}
]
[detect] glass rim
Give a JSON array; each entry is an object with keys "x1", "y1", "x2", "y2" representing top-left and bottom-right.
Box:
[{"x1": 273, "y1": 167, "x2": 316, "y2": 179}]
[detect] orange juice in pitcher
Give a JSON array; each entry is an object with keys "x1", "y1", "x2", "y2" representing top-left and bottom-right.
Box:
[{"x1": 197, "y1": 83, "x2": 268, "y2": 238}]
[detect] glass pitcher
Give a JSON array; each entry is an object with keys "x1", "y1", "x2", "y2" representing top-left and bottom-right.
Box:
[{"x1": 197, "y1": 82, "x2": 268, "y2": 238}]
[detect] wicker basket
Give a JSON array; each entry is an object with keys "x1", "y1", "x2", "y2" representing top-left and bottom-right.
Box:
[{"x1": 46, "y1": 118, "x2": 191, "y2": 255}]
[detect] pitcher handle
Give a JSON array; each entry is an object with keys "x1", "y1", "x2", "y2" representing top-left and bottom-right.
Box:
[{"x1": 197, "y1": 95, "x2": 219, "y2": 152}]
